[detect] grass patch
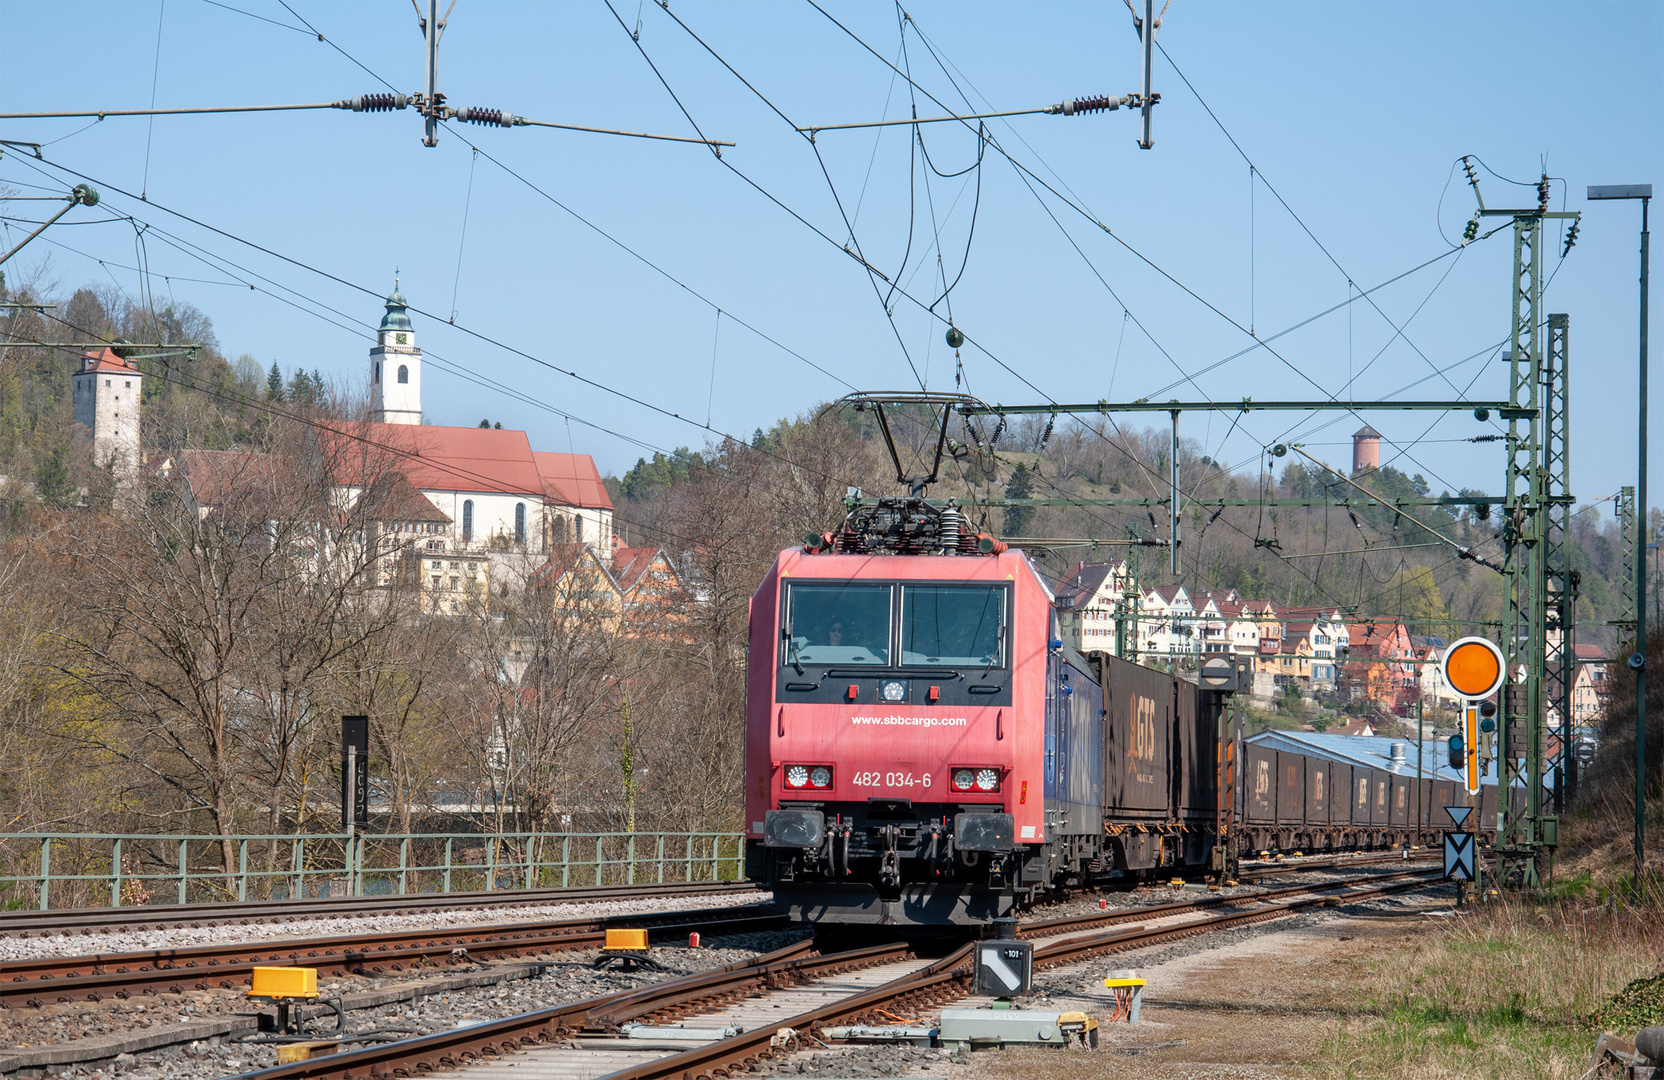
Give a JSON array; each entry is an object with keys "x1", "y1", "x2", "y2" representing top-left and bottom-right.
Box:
[{"x1": 1312, "y1": 895, "x2": 1664, "y2": 1079}]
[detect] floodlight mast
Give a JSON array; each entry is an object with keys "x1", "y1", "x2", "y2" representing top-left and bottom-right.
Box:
[{"x1": 1587, "y1": 182, "x2": 1652, "y2": 897}]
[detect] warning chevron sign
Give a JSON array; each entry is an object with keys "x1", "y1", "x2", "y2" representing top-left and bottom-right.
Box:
[{"x1": 1443, "y1": 832, "x2": 1475, "y2": 881}]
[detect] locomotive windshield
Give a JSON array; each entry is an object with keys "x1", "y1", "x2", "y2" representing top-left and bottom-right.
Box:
[
  {"x1": 900, "y1": 585, "x2": 1006, "y2": 667},
  {"x1": 784, "y1": 583, "x2": 893, "y2": 666},
  {"x1": 781, "y1": 581, "x2": 1008, "y2": 670}
]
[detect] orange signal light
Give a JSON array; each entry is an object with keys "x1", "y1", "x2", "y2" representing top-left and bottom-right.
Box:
[{"x1": 1440, "y1": 636, "x2": 1506, "y2": 700}]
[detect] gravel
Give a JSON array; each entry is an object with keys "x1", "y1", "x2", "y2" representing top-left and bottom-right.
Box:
[
  {"x1": 1026, "y1": 882, "x2": 1443, "y2": 1001},
  {"x1": 0, "y1": 891, "x2": 774, "y2": 963},
  {"x1": 764, "y1": 1044, "x2": 972, "y2": 1077},
  {"x1": 28, "y1": 927, "x2": 814, "y2": 1080}
]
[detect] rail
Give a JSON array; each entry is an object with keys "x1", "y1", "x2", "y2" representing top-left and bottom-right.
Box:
[{"x1": 0, "y1": 831, "x2": 745, "y2": 911}]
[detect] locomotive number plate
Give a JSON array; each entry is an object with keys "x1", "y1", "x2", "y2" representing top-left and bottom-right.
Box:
[{"x1": 851, "y1": 771, "x2": 932, "y2": 789}]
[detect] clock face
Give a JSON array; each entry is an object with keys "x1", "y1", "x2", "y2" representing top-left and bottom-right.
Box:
[
  {"x1": 881, "y1": 679, "x2": 907, "y2": 703},
  {"x1": 396, "y1": 332, "x2": 408, "y2": 345}
]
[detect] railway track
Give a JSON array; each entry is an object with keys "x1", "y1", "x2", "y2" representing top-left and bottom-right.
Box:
[
  {"x1": 1021, "y1": 866, "x2": 1438, "y2": 938},
  {"x1": 0, "y1": 904, "x2": 786, "y2": 1009},
  {"x1": 0, "y1": 880, "x2": 760, "y2": 937},
  {"x1": 1238, "y1": 849, "x2": 1440, "y2": 878},
  {"x1": 216, "y1": 866, "x2": 1443, "y2": 1080}
]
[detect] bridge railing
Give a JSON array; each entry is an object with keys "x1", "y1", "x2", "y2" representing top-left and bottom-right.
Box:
[{"x1": 0, "y1": 831, "x2": 746, "y2": 911}]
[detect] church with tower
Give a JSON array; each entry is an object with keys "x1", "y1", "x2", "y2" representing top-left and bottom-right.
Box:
[
  {"x1": 343, "y1": 286, "x2": 616, "y2": 561},
  {"x1": 79, "y1": 286, "x2": 618, "y2": 612}
]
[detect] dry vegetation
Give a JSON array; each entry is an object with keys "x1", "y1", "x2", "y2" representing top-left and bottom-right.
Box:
[{"x1": 1313, "y1": 899, "x2": 1662, "y2": 1078}]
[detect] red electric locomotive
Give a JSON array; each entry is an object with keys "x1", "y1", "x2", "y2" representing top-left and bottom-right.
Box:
[{"x1": 742, "y1": 496, "x2": 1219, "y2": 926}]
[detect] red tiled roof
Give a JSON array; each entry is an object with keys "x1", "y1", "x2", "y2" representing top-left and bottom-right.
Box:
[
  {"x1": 611, "y1": 545, "x2": 663, "y2": 591},
  {"x1": 78, "y1": 347, "x2": 138, "y2": 375},
  {"x1": 1574, "y1": 643, "x2": 1607, "y2": 661},
  {"x1": 532, "y1": 452, "x2": 614, "y2": 510},
  {"x1": 318, "y1": 424, "x2": 546, "y2": 496}
]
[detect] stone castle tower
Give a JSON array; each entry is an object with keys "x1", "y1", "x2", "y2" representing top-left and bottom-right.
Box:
[
  {"x1": 370, "y1": 286, "x2": 421, "y2": 425},
  {"x1": 72, "y1": 347, "x2": 143, "y2": 479}
]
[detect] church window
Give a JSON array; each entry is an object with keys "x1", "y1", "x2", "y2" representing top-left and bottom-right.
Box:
[
  {"x1": 462, "y1": 500, "x2": 474, "y2": 541},
  {"x1": 514, "y1": 503, "x2": 526, "y2": 544},
  {"x1": 374, "y1": 362, "x2": 380, "y2": 383},
  {"x1": 397, "y1": 365, "x2": 409, "y2": 384},
  {"x1": 574, "y1": 516, "x2": 583, "y2": 542},
  {"x1": 105, "y1": 380, "x2": 111, "y2": 387}
]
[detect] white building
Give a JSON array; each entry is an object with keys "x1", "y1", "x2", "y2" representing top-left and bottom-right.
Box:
[
  {"x1": 1055, "y1": 560, "x2": 1134, "y2": 654},
  {"x1": 72, "y1": 347, "x2": 143, "y2": 480},
  {"x1": 1139, "y1": 585, "x2": 1200, "y2": 658},
  {"x1": 167, "y1": 288, "x2": 616, "y2": 603}
]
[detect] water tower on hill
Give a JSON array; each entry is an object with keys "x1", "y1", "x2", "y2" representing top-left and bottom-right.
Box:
[{"x1": 1352, "y1": 425, "x2": 1381, "y2": 475}]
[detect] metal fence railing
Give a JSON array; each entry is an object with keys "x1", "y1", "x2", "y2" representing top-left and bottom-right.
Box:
[{"x1": 0, "y1": 831, "x2": 746, "y2": 911}]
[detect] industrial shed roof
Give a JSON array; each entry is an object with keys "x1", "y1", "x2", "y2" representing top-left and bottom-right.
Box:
[{"x1": 1246, "y1": 730, "x2": 1507, "y2": 787}]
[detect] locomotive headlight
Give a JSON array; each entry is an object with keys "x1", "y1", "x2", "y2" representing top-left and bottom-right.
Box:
[
  {"x1": 951, "y1": 768, "x2": 976, "y2": 792},
  {"x1": 809, "y1": 766, "x2": 833, "y2": 789},
  {"x1": 881, "y1": 679, "x2": 907, "y2": 703},
  {"x1": 974, "y1": 768, "x2": 1001, "y2": 792},
  {"x1": 785, "y1": 765, "x2": 810, "y2": 789}
]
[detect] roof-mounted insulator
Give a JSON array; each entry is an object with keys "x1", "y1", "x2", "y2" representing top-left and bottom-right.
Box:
[
  {"x1": 456, "y1": 107, "x2": 521, "y2": 127},
  {"x1": 1561, "y1": 218, "x2": 1580, "y2": 257},
  {"x1": 343, "y1": 93, "x2": 407, "y2": 112},
  {"x1": 1060, "y1": 94, "x2": 1129, "y2": 116}
]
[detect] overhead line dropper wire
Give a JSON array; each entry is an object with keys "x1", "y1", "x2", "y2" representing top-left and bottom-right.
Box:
[
  {"x1": 800, "y1": 0, "x2": 1485, "y2": 495},
  {"x1": 648, "y1": 4, "x2": 1146, "y2": 415},
  {"x1": 18, "y1": 152, "x2": 866, "y2": 491},
  {"x1": 813, "y1": 0, "x2": 1504, "y2": 492},
  {"x1": 801, "y1": 8, "x2": 1381, "y2": 529}
]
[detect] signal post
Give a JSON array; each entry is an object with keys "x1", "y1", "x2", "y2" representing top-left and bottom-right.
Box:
[{"x1": 1441, "y1": 638, "x2": 1508, "y2": 902}]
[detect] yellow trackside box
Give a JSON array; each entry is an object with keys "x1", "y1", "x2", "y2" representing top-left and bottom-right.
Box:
[
  {"x1": 250, "y1": 966, "x2": 318, "y2": 999},
  {"x1": 604, "y1": 929, "x2": 648, "y2": 951}
]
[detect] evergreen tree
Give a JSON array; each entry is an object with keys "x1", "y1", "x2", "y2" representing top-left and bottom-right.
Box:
[
  {"x1": 1002, "y1": 463, "x2": 1033, "y2": 536},
  {"x1": 266, "y1": 361, "x2": 284, "y2": 401}
]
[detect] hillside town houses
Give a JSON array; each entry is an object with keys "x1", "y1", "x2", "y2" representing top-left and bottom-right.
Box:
[{"x1": 1054, "y1": 560, "x2": 1610, "y2": 729}]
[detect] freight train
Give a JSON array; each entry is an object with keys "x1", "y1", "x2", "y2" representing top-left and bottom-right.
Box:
[{"x1": 742, "y1": 497, "x2": 1499, "y2": 926}]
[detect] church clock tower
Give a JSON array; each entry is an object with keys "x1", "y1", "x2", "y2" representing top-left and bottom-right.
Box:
[{"x1": 370, "y1": 285, "x2": 421, "y2": 425}]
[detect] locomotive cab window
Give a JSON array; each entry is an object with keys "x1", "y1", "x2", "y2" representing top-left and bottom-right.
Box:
[
  {"x1": 900, "y1": 584, "x2": 1007, "y2": 667},
  {"x1": 782, "y1": 583, "x2": 892, "y2": 666}
]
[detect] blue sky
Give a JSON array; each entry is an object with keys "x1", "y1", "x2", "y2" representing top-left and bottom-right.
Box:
[{"x1": 1, "y1": 1, "x2": 1659, "y2": 513}]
